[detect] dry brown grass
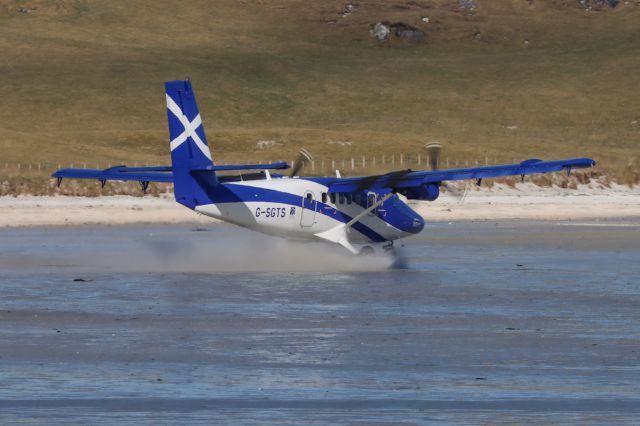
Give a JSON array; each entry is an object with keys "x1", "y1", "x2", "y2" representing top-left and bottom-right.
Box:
[{"x1": 0, "y1": 0, "x2": 638, "y2": 192}]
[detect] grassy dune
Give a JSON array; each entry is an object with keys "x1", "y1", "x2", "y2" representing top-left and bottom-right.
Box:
[{"x1": 0, "y1": 0, "x2": 638, "y2": 189}]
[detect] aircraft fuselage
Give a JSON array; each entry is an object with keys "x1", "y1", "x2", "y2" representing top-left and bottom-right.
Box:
[{"x1": 194, "y1": 176, "x2": 425, "y2": 246}]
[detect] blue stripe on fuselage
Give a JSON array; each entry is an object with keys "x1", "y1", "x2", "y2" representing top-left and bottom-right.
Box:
[{"x1": 206, "y1": 183, "x2": 418, "y2": 242}]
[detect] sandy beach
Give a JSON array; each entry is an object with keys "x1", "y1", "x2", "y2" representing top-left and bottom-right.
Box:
[{"x1": 0, "y1": 183, "x2": 638, "y2": 227}]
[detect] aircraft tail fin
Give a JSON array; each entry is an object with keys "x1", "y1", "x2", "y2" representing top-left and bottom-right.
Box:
[{"x1": 165, "y1": 80, "x2": 217, "y2": 208}]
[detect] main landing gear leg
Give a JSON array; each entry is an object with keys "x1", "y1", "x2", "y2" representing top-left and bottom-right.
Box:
[{"x1": 383, "y1": 240, "x2": 395, "y2": 254}]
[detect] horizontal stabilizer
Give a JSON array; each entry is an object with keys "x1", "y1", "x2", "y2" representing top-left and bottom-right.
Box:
[
  {"x1": 51, "y1": 167, "x2": 173, "y2": 183},
  {"x1": 51, "y1": 161, "x2": 290, "y2": 183}
]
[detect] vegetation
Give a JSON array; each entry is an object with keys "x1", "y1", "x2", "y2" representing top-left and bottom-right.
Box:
[{"x1": 0, "y1": 0, "x2": 638, "y2": 195}]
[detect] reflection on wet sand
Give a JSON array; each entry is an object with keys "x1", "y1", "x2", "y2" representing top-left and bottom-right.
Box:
[{"x1": 0, "y1": 222, "x2": 638, "y2": 423}]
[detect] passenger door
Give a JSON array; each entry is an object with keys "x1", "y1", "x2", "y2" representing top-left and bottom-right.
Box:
[{"x1": 300, "y1": 191, "x2": 316, "y2": 227}]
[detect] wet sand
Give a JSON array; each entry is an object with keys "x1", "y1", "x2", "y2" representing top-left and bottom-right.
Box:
[{"x1": 0, "y1": 222, "x2": 638, "y2": 423}]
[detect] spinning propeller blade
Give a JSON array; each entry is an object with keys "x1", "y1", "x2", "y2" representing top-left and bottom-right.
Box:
[
  {"x1": 425, "y1": 143, "x2": 441, "y2": 171},
  {"x1": 424, "y1": 142, "x2": 466, "y2": 202},
  {"x1": 289, "y1": 148, "x2": 313, "y2": 177}
]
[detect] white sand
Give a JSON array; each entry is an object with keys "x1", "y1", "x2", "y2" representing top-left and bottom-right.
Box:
[
  {"x1": 0, "y1": 195, "x2": 211, "y2": 227},
  {"x1": 0, "y1": 183, "x2": 638, "y2": 227},
  {"x1": 412, "y1": 182, "x2": 640, "y2": 222}
]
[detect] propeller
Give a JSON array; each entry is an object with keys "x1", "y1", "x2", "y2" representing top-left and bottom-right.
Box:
[
  {"x1": 425, "y1": 143, "x2": 441, "y2": 171},
  {"x1": 289, "y1": 148, "x2": 313, "y2": 177},
  {"x1": 424, "y1": 142, "x2": 467, "y2": 201}
]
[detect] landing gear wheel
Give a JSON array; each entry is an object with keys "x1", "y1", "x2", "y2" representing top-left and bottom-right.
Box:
[{"x1": 359, "y1": 246, "x2": 375, "y2": 256}]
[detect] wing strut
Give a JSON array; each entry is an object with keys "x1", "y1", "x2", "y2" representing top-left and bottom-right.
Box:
[{"x1": 315, "y1": 193, "x2": 393, "y2": 254}]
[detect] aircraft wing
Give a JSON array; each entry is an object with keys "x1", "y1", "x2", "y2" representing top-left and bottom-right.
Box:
[{"x1": 326, "y1": 158, "x2": 596, "y2": 193}]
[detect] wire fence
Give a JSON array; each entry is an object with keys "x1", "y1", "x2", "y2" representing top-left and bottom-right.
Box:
[
  {"x1": 0, "y1": 153, "x2": 620, "y2": 180},
  {"x1": 0, "y1": 154, "x2": 513, "y2": 177},
  {"x1": 0, "y1": 154, "x2": 631, "y2": 196}
]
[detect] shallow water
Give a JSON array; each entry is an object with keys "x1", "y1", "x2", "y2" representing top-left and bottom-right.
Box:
[{"x1": 0, "y1": 222, "x2": 639, "y2": 424}]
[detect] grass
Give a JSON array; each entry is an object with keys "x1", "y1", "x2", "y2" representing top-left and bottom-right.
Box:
[{"x1": 0, "y1": 0, "x2": 638, "y2": 192}]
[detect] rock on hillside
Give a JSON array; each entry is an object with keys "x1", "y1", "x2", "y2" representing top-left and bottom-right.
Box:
[
  {"x1": 311, "y1": 0, "x2": 639, "y2": 46},
  {"x1": 0, "y1": 0, "x2": 86, "y2": 16}
]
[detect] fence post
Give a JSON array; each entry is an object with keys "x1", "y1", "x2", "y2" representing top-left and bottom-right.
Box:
[
  {"x1": 321, "y1": 160, "x2": 325, "y2": 171},
  {"x1": 382, "y1": 154, "x2": 385, "y2": 165},
  {"x1": 391, "y1": 155, "x2": 395, "y2": 166},
  {"x1": 400, "y1": 153, "x2": 403, "y2": 166},
  {"x1": 311, "y1": 160, "x2": 315, "y2": 172},
  {"x1": 417, "y1": 154, "x2": 421, "y2": 166},
  {"x1": 351, "y1": 158, "x2": 354, "y2": 171},
  {"x1": 373, "y1": 156, "x2": 376, "y2": 168},
  {"x1": 331, "y1": 159, "x2": 335, "y2": 170},
  {"x1": 362, "y1": 156, "x2": 365, "y2": 168}
]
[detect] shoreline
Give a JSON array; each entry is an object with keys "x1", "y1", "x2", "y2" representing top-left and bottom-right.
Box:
[{"x1": 0, "y1": 183, "x2": 638, "y2": 227}]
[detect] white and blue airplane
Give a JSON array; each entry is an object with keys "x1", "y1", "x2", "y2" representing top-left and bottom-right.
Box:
[{"x1": 53, "y1": 80, "x2": 596, "y2": 255}]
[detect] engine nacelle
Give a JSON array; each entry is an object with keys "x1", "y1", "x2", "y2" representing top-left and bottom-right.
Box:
[{"x1": 398, "y1": 183, "x2": 439, "y2": 201}]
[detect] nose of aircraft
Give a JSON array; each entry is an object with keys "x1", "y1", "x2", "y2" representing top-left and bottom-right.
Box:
[
  {"x1": 407, "y1": 210, "x2": 425, "y2": 234},
  {"x1": 389, "y1": 195, "x2": 425, "y2": 235}
]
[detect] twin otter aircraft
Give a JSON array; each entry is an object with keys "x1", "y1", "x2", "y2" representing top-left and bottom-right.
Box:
[{"x1": 54, "y1": 80, "x2": 595, "y2": 255}]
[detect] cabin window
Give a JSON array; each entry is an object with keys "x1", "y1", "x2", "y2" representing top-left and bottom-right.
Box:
[
  {"x1": 306, "y1": 193, "x2": 313, "y2": 202},
  {"x1": 338, "y1": 193, "x2": 345, "y2": 204},
  {"x1": 354, "y1": 193, "x2": 362, "y2": 205},
  {"x1": 321, "y1": 192, "x2": 327, "y2": 203},
  {"x1": 346, "y1": 193, "x2": 352, "y2": 204},
  {"x1": 330, "y1": 193, "x2": 336, "y2": 204}
]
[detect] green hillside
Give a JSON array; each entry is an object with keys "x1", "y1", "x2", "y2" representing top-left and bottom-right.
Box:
[{"x1": 0, "y1": 0, "x2": 639, "y2": 188}]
